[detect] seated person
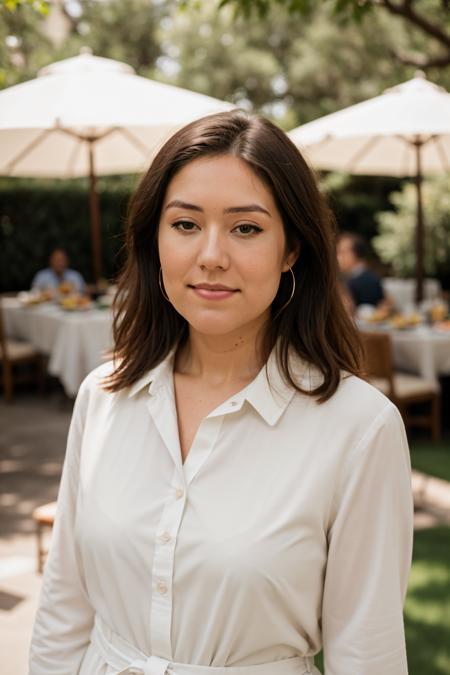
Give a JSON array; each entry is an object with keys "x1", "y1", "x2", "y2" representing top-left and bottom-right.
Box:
[
  {"x1": 31, "y1": 248, "x2": 86, "y2": 295},
  {"x1": 337, "y1": 232, "x2": 388, "y2": 309}
]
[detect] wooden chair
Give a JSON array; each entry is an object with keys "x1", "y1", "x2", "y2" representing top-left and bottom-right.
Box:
[
  {"x1": 0, "y1": 299, "x2": 44, "y2": 401},
  {"x1": 360, "y1": 330, "x2": 441, "y2": 441},
  {"x1": 32, "y1": 501, "x2": 57, "y2": 573}
]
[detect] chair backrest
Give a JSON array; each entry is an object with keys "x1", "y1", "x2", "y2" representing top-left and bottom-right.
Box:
[{"x1": 359, "y1": 330, "x2": 395, "y2": 398}]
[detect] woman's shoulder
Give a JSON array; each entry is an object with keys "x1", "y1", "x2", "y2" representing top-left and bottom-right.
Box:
[
  {"x1": 337, "y1": 371, "x2": 392, "y2": 410},
  {"x1": 322, "y1": 372, "x2": 403, "y2": 443},
  {"x1": 288, "y1": 352, "x2": 390, "y2": 412},
  {"x1": 288, "y1": 355, "x2": 399, "y2": 433},
  {"x1": 79, "y1": 359, "x2": 117, "y2": 395},
  {"x1": 77, "y1": 357, "x2": 162, "y2": 403}
]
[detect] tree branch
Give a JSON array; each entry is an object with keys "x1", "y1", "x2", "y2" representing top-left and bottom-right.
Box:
[
  {"x1": 390, "y1": 45, "x2": 450, "y2": 68},
  {"x1": 376, "y1": 0, "x2": 450, "y2": 50}
]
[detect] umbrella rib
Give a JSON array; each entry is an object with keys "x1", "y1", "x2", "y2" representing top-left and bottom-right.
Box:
[
  {"x1": 431, "y1": 134, "x2": 450, "y2": 171},
  {"x1": 344, "y1": 136, "x2": 381, "y2": 172},
  {"x1": 5, "y1": 128, "x2": 55, "y2": 174},
  {"x1": 395, "y1": 134, "x2": 434, "y2": 175},
  {"x1": 116, "y1": 128, "x2": 153, "y2": 159},
  {"x1": 57, "y1": 126, "x2": 118, "y2": 143},
  {"x1": 58, "y1": 126, "x2": 151, "y2": 170},
  {"x1": 61, "y1": 126, "x2": 150, "y2": 158}
]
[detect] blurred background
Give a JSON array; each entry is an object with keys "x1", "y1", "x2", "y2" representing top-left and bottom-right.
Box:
[
  {"x1": 0, "y1": 1, "x2": 449, "y2": 674},
  {"x1": 2, "y1": 0, "x2": 450, "y2": 293}
]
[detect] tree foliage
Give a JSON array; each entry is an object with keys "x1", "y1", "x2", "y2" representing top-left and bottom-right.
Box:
[
  {"x1": 1, "y1": 0, "x2": 449, "y2": 290},
  {"x1": 0, "y1": 0, "x2": 48, "y2": 13},
  {"x1": 213, "y1": 0, "x2": 450, "y2": 69},
  {"x1": 159, "y1": 2, "x2": 418, "y2": 127},
  {"x1": 2, "y1": 0, "x2": 450, "y2": 120},
  {"x1": 373, "y1": 176, "x2": 450, "y2": 280},
  {"x1": 0, "y1": 0, "x2": 173, "y2": 89}
]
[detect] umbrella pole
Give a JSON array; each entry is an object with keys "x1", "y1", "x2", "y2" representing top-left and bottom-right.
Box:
[
  {"x1": 414, "y1": 141, "x2": 424, "y2": 304},
  {"x1": 88, "y1": 141, "x2": 102, "y2": 284}
]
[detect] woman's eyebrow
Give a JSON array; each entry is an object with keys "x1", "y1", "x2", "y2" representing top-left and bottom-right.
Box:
[
  {"x1": 165, "y1": 200, "x2": 203, "y2": 212},
  {"x1": 224, "y1": 204, "x2": 271, "y2": 216},
  {"x1": 165, "y1": 199, "x2": 271, "y2": 217}
]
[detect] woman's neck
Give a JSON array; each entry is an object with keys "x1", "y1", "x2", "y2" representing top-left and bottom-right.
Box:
[{"x1": 175, "y1": 321, "x2": 267, "y2": 387}]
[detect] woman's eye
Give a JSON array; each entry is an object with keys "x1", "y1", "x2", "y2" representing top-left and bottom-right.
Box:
[
  {"x1": 234, "y1": 224, "x2": 263, "y2": 235},
  {"x1": 172, "y1": 220, "x2": 197, "y2": 232}
]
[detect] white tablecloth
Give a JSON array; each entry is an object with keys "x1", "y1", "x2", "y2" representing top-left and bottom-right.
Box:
[
  {"x1": 382, "y1": 278, "x2": 441, "y2": 309},
  {"x1": 2, "y1": 298, "x2": 113, "y2": 397},
  {"x1": 358, "y1": 320, "x2": 450, "y2": 390}
]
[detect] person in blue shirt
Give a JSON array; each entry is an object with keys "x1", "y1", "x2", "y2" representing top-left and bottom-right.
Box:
[
  {"x1": 31, "y1": 248, "x2": 86, "y2": 295},
  {"x1": 337, "y1": 232, "x2": 387, "y2": 309}
]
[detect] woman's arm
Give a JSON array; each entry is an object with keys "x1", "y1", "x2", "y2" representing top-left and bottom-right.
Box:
[
  {"x1": 322, "y1": 402, "x2": 413, "y2": 675},
  {"x1": 29, "y1": 380, "x2": 95, "y2": 674}
]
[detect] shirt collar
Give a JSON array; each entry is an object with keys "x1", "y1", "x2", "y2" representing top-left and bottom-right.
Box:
[
  {"x1": 242, "y1": 348, "x2": 323, "y2": 425},
  {"x1": 127, "y1": 351, "x2": 175, "y2": 398},
  {"x1": 349, "y1": 262, "x2": 367, "y2": 278},
  {"x1": 127, "y1": 345, "x2": 323, "y2": 425}
]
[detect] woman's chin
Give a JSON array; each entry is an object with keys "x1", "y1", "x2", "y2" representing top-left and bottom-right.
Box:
[
  {"x1": 182, "y1": 312, "x2": 262, "y2": 338},
  {"x1": 187, "y1": 320, "x2": 245, "y2": 337}
]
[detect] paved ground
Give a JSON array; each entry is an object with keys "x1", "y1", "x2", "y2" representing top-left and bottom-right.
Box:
[
  {"x1": 1, "y1": 389, "x2": 449, "y2": 675},
  {"x1": 0, "y1": 389, "x2": 73, "y2": 675}
]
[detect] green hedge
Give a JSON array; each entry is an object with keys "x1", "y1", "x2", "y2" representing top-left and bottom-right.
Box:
[
  {"x1": 0, "y1": 177, "x2": 138, "y2": 292},
  {"x1": 0, "y1": 174, "x2": 400, "y2": 293}
]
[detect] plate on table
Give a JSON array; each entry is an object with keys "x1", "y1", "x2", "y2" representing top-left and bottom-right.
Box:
[
  {"x1": 59, "y1": 295, "x2": 92, "y2": 312},
  {"x1": 17, "y1": 291, "x2": 53, "y2": 306},
  {"x1": 388, "y1": 313, "x2": 423, "y2": 330}
]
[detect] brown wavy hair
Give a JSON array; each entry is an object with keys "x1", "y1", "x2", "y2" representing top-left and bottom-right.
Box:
[{"x1": 105, "y1": 110, "x2": 363, "y2": 402}]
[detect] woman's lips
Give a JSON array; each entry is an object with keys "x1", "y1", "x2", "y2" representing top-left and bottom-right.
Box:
[{"x1": 190, "y1": 285, "x2": 239, "y2": 301}]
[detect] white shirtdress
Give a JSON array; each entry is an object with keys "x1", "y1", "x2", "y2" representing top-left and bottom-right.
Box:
[{"x1": 29, "y1": 350, "x2": 413, "y2": 675}]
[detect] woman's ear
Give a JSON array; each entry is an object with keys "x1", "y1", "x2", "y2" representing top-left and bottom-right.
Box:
[{"x1": 283, "y1": 243, "x2": 300, "y2": 272}]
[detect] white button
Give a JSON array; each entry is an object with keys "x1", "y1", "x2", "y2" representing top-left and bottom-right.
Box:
[
  {"x1": 157, "y1": 580, "x2": 168, "y2": 595},
  {"x1": 175, "y1": 488, "x2": 184, "y2": 500},
  {"x1": 159, "y1": 531, "x2": 171, "y2": 543}
]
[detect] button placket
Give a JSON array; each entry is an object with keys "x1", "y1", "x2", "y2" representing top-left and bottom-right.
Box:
[
  {"x1": 182, "y1": 416, "x2": 224, "y2": 486},
  {"x1": 149, "y1": 465, "x2": 186, "y2": 660}
]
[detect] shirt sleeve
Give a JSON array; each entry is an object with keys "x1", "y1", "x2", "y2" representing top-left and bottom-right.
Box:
[
  {"x1": 70, "y1": 270, "x2": 86, "y2": 294},
  {"x1": 31, "y1": 271, "x2": 45, "y2": 291},
  {"x1": 322, "y1": 402, "x2": 413, "y2": 675},
  {"x1": 29, "y1": 380, "x2": 94, "y2": 674}
]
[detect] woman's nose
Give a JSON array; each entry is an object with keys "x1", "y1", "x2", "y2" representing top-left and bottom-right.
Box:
[{"x1": 197, "y1": 230, "x2": 230, "y2": 270}]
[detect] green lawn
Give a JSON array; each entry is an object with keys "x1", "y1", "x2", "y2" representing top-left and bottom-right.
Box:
[
  {"x1": 410, "y1": 439, "x2": 450, "y2": 482},
  {"x1": 405, "y1": 527, "x2": 450, "y2": 674},
  {"x1": 314, "y1": 527, "x2": 450, "y2": 674}
]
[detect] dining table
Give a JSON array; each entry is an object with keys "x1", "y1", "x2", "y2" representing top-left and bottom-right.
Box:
[
  {"x1": 382, "y1": 277, "x2": 441, "y2": 309},
  {"x1": 4, "y1": 295, "x2": 450, "y2": 397},
  {"x1": 357, "y1": 319, "x2": 450, "y2": 390},
  {"x1": 2, "y1": 296, "x2": 113, "y2": 398}
]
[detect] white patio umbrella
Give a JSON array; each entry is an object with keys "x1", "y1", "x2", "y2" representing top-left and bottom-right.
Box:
[
  {"x1": 289, "y1": 72, "x2": 450, "y2": 301},
  {"x1": 0, "y1": 49, "x2": 234, "y2": 282}
]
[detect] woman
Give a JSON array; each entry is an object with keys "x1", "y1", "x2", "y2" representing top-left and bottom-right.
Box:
[{"x1": 29, "y1": 111, "x2": 413, "y2": 675}]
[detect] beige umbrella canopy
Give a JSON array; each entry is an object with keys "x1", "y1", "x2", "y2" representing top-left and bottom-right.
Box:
[
  {"x1": 0, "y1": 49, "x2": 234, "y2": 282},
  {"x1": 289, "y1": 72, "x2": 450, "y2": 302}
]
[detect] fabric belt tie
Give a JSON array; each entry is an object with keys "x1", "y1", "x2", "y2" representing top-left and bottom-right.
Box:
[{"x1": 91, "y1": 614, "x2": 315, "y2": 675}]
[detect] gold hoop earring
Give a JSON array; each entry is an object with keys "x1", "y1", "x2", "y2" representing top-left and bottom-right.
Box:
[
  {"x1": 159, "y1": 267, "x2": 170, "y2": 302},
  {"x1": 276, "y1": 264, "x2": 296, "y2": 316}
]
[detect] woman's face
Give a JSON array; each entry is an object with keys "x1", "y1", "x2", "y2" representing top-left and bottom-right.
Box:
[{"x1": 158, "y1": 154, "x2": 297, "y2": 338}]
